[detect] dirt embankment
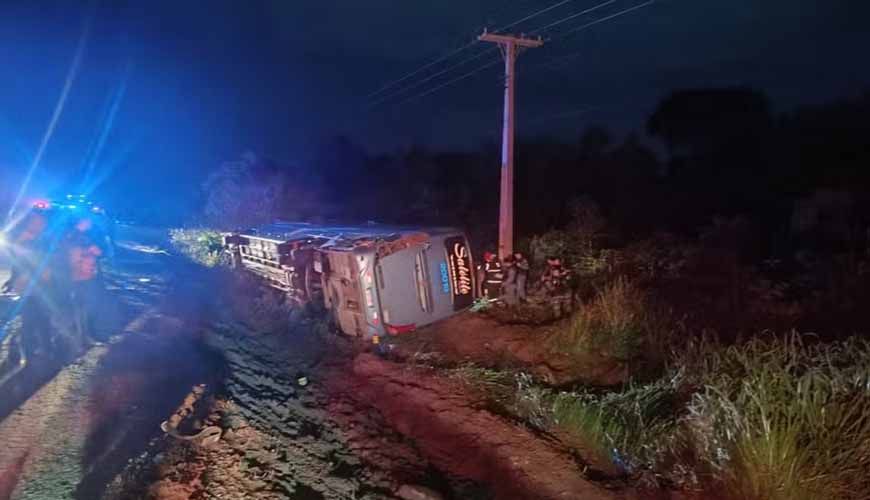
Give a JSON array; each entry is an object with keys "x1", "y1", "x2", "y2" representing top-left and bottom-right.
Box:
[
  {"x1": 108, "y1": 312, "x2": 629, "y2": 499},
  {"x1": 109, "y1": 323, "x2": 470, "y2": 500},
  {"x1": 390, "y1": 313, "x2": 628, "y2": 387},
  {"x1": 324, "y1": 352, "x2": 622, "y2": 500}
]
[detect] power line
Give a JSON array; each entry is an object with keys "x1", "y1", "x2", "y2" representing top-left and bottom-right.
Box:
[
  {"x1": 554, "y1": 0, "x2": 656, "y2": 40},
  {"x1": 380, "y1": 0, "x2": 659, "y2": 108},
  {"x1": 495, "y1": 0, "x2": 578, "y2": 33},
  {"x1": 397, "y1": 59, "x2": 503, "y2": 106},
  {"x1": 368, "y1": 0, "x2": 593, "y2": 106},
  {"x1": 529, "y1": 0, "x2": 617, "y2": 35},
  {"x1": 365, "y1": 39, "x2": 479, "y2": 99},
  {"x1": 370, "y1": 46, "x2": 498, "y2": 107},
  {"x1": 529, "y1": 0, "x2": 659, "y2": 73}
]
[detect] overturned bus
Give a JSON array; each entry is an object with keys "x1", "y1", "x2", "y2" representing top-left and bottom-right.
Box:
[{"x1": 223, "y1": 222, "x2": 476, "y2": 338}]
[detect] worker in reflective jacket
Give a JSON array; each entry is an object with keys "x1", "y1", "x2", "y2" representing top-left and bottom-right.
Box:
[{"x1": 476, "y1": 251, "x2": 504, "y2": 299}]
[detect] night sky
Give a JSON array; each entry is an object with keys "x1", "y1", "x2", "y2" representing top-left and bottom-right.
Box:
[{"x1": 1, "y1": 0, "x2": 868, "y2": 218}]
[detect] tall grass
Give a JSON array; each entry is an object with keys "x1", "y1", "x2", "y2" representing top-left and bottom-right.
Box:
[
  {"x1": 681, "y1": 334, "x2": 870, "y2": 500},
  {"x1": 455, "y1": 331, "x2": 870, "y2": 497},
  {"x1": 551, "y1": 376, "x2": 684, "y2": 475},
  {"x1": 555, "y1": 277, "x2": 651, "y2": 361}
]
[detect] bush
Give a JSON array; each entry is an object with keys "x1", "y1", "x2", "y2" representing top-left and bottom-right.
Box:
[
  {"x1": 680, "y1": 333, "x2": 870, "y2": 500},
  {"x1": 551, "y1": 377, "x2": 683, "y2": 476},
  {"x1": 554, "y1": 277, "x2": 651, "y2": 362},
  {"x1": 620, "y1": 233, "x2": 697, "y2": 284},
  {"x1": 453, "y1": 329, "x2": 870, "y2": 497},
  {"x1": 529, "y1": 197, "x2": 614, "y2": 294},
  {"x1": 169, "y1": 228, "x2": 227, "y2": 267},
  {"x1": 449, "y1": 365, "x2": 683, "y2": 477}
]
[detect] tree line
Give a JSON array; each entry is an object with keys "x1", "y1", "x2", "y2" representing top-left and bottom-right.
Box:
[{"x1": 202, "y1": 87, "x2": 870, "y2": 260}]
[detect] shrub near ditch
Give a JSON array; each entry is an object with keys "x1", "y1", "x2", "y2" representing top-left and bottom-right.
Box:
[
  {"x1": 169, "y1": 228, "x2": 228, "y2": 267},
  {"x1": 456, "y1": 329, "x2": 870, "y2": 497},
  {"x1": 553, "y1": 277, "x2": 653, "y2": 362},
  {"x1": 680, "y1": 333, "x2": 870, "y2": 500}
]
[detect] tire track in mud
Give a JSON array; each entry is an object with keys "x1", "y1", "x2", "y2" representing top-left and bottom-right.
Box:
[
  {"x1": 191, "y1": 326, "x2": 453, "y2": 499},
  {"x1": 323, "y1": 354, "x2": 622, "y2": 500},
  {"x1": 186, "y1": 323, "x2": 620, "y2": 500}
]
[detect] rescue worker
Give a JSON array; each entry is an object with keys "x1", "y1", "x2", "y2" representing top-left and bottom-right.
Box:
[
  {"x1": 539, "y1": 256, "x2": 572, "y2": 317},
  {"x1": 476, "y1": 251, "x2": 504, "y2": 300},
  {"x1": 4, "y1": 211, "x2": 55, "y2": 358},
  {"x1": 502, "y1": 254, "x2": 518, "y2": 305},
  {"x1": 513, "y1": 251, "x2": 530, "y2": 304},
  {"x1": 57, "y1": 216, "x2": 108, "y2": 351}
]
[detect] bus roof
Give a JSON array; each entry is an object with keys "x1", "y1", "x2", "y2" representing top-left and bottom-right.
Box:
[{"x1": 242, "y1": 221, "x2": 463, "y2": 250}]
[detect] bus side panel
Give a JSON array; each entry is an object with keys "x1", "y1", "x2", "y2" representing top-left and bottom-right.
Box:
[{"x1": 374, "y1": 248, "x2": 424, "y2": 329}]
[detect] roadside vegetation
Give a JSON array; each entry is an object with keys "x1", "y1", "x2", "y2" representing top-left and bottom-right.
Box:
[
  {"x1": 451, "y1": 333, "x2": 870, "y2": 499},
  {"x1": 551, "y1": 277, "x2": 653, "y2": 362},
  {"x1": 169, "y1": 228, "x2": 227, "y2": 267},
  {"x1": 453, "y1": 203, "x2": 870, "y2": 499}
]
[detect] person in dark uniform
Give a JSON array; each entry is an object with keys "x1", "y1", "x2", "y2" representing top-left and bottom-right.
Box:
[
  {"x1": 476, "y1": 251, "x2": 504, "y2": 300},
  {"x1": 513, "y1": 251, "x2": 530, "y2": 304},
  {"x1": 538, "y1": 256, "x2": 572, "y2": 317}
]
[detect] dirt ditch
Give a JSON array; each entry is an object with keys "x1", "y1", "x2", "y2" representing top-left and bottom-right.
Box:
[{"x1": 106, "y1": 309, "x2": 632, "y2": 499}]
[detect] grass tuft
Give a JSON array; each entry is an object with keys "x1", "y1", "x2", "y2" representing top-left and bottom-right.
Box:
[
  {"x1": 555, "y1": 277, "x2": 651, "y2": 361},
  {"x1": 680, "y1": 333, "x2": 870, "y2": 499}
]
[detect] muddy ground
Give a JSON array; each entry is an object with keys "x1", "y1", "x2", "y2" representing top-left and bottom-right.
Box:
[
  {"x1": 107, "y1": 310, "x2": 632, "y2": 499},
  {"x1": 2, "y1": 227, "x2": 646, "y2": 500}
]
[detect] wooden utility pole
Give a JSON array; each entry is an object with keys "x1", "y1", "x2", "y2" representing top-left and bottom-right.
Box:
[{"x1": 479, "y1": 30, "x2": 542, "y2": 260}]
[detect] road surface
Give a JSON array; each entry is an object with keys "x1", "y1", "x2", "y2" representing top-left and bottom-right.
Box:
[{"x1": 0, "y1": 225, "x2": 223, "y2": 500}]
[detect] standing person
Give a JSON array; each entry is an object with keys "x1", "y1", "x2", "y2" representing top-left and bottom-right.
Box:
[
  {"x1": 502, "y1": 254, "x2": 518, "y2": 305},
  {"x1": 58, "y1": 216, "x2": 107, "y2": 351},
  {"x1": 6, "y1": 211, "x2": 55, "y2": 359},
  {"x1": 475, "y1": 251, "x2": 504, "y2": 300},
  {"x1": 539, "y1": 256, "x2": 572, "y2": 317},
  {"x1": 513, "y1": 251, "x2": 530, "y2": 303}
]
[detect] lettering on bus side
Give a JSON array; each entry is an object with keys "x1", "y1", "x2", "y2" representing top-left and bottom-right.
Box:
[
  {"x1": 439, "y1": 262, "x2": 450, "y2": 294},
  {"x1": 445, "y1": 236, "x2": 474, "y2": 310}
]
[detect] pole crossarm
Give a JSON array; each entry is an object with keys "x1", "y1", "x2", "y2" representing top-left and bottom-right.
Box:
[{"x1": 478, "y1": 31, "x2": 544, "y2": 48}]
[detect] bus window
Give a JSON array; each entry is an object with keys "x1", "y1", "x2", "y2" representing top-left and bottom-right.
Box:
[
  {"x1": 414, "y1": 251, "x2": 432, "y2": 313},
  {"x1": 375, "y1": 262, "x2": 386, "y2": 289}
]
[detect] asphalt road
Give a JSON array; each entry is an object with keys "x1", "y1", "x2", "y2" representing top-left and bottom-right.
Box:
[{"x1": 0, "y1": 225, "x2": 224, "y2": 500}]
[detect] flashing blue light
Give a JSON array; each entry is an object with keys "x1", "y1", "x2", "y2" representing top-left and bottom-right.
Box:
[{"x1": 68, "y1": 204, "x2": 78, "y2": 209}]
